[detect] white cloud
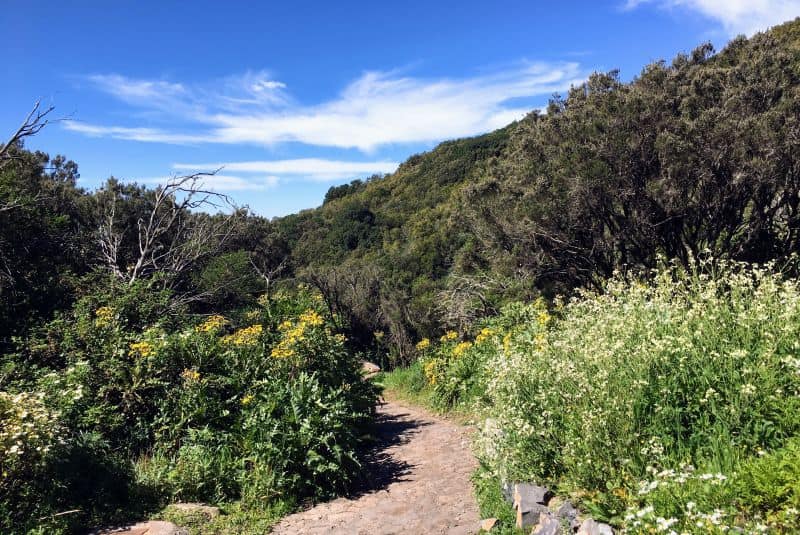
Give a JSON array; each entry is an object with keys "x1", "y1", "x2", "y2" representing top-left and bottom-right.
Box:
[
  {"x1": 63, "y1": 121, "x2": 211, "y2": 144},
  {"x1": 172, "y1": 158, "x2": 399, "y2": 182},
  {"x1": 626, "y1": 0, "x2": 800, "y2": 36},
  {"x1": 137, "y1": 173, "x2": 280, "y2": 191},
  {"x1": 66, "y1": 63, "x2": 584, "y2": 152}
]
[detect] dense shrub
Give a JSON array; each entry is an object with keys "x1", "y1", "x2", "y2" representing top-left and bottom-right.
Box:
[{"x1": 0, "y1": 282, "x2": 378, "y2": 533}]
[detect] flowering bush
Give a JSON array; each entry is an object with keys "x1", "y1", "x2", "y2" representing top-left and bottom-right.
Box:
[
  {"x1": 472, "y1": 260, "x2": 800, "y2": 532},
  {"x1": 1, "y1": 282, "x2": 378, "y2": 532}
]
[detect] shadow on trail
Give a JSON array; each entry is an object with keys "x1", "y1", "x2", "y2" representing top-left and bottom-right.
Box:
[{"x1": 347, "y1": 405, "x2": 431, "y2": 498}]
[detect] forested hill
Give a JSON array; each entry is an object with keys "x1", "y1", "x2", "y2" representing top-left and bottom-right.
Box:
[{"x1": 263, "y1": 18, "x2": 800, "y2": 359}]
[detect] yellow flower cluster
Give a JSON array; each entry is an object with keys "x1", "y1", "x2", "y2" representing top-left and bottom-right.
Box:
[
  {"x1": 299, "y1": 309, "x2": 325, "y2": 326},
  {"x1": 423, "y1": 359, "x2": 439, "y2": 385},
  {"x1": 94, "y1": 306, "x2": 114, "y2": 327},
  {"x1": 222, "y1": 324, "x2": 263, "y2": 346},
  {"x1": 129, "y1": 340, "x2": 155, "y2": 358},
  {"x1": 537, "y1": 311, "x2": 551, "y2": 327},
  {"x1": 240, "y1": 394, "x2": 254, "y2": 406},
  {"x1": 195, "y1": 314, "x2": 226, "y2": 333},
  {"x1": 440, "y1": 330, "x2": 458, "y2": 342},
  {"x1": 475, "y1": 327, "x2": 496, "y2": 344},
  {"x1": 244, "y1": 310, "x2": 259, "y2": 321},
  {"x1": 415, "y1": 338, "x2": 431, "y2": 351},
  {"x1": 181, "y1": 369, "x2": 201, "y2": 383},
  {"x1": 271, "y1": 319, "x2": 307, "y2": 359},
  {"x1": 452, "y1": 341, "x2": 473, "y2": 358},
  {"x1": 257, "y1": 293, "x2": 270, "y2": 306}
]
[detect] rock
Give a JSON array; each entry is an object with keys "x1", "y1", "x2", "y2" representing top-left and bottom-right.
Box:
[
  {"x1": 554, "y1": 499, "x2": 580, "y2": 531},
  {"x1": 513, "y1": 483, "x2": 553, "y2": 508},
  {"x1": 577, "y1": 518, "x2": 614, "y2": 535},
  {"x1": 90, "y1": 520, "x2": 187, "y2": 535},
  {"x1": 361, "y1": 361, "x2": 381, "y2": 379},
  {"x1": 165, "y1": 502, "x2": 220, "y2": 522},
  {"x1": 532, "y1": 512, "x2": 561, "y2": 535},
  {"x1": 517, "y1": 503, "x2": 550, "y2": 529},
  {"x1": 501, "y1": 480, "x2": 515, "y2": 504},
  {"x1": 512, "y1": 482, "x2": 553, "y2": 529},
  {"x1": 479, "y1": 517, "x2": 499, "y2": 531}
]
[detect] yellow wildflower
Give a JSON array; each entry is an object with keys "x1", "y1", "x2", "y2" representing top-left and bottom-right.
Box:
[
  {"x1": 129, "y1": 340, "x2": 155, "y2": 358},
  {"x1": 244, "y1": 310, "x2": 259, "y2": 321},
  {"x1": 94, "y1": 306, "x2": 114, "y2": 327},
  {"x1": 503, "y1": 332, "x2": 512, "y2": 352},
  {"x1": 181, "y1": 369, "x2": 201, "y2": 383},
  {"x1": 241, "y1": 394, "x2": 254, "y2": 406},
  {"x1": 222, "y1": 324, "x2": 263, "y2": 346},
  {"x1": 440, "y1": 330, "x2": 458, "y2": 342},
  {"x1": 270, "y1": 343, "x2": 295, "y2": 359},
  {"x1": 257, "y1": 294, "x2": 270, "y2": 306},
  {"x1": 195, "y1": 314, "x2": 226, "y2": 333},
  {"x1": 298, "y1": 310, "x2": 324, "y2": 327},
  {"x1": 475, "y1": 328, "x2": 495, "y2": 344},
  {"x1": 452, "y1": 341, "x2": 473, "y2": 357},
  {"x1": 278, "y1": 320, "x2": 294, "y2": 331},
  {"x1": 415, "y1": 338, "x2": 431, "y2": 351},
  {"x1": 423, "y1": 359, "x2": 440, "y2": 385},
  {"x1": 537, "y1": 311, "x2": 550, "y2": 327}
]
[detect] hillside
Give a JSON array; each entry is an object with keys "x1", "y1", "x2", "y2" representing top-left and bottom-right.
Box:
[{"x1": 265, "y1": 18, "x2": 800, "y2": 360}]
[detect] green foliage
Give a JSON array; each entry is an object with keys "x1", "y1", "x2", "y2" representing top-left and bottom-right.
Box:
[{"x1": 0, "y1": 284, "x2": 378, "y2": 533}]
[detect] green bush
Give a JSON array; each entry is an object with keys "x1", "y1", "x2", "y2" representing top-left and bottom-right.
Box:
[{"x1": 0, "y1": 282, "x2": 378, "y2": 533}]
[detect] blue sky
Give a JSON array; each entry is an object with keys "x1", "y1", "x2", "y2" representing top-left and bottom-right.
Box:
[{"x1": 4, "y1": 1, "x2": 800, "y2": 217}]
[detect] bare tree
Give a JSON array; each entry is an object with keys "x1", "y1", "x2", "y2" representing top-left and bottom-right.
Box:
[
  {"x1": 0, "y1": 101, "x2": 56, "y2": 212},
  {"x1": 0, "y1": 100, "x2": 55, "y2": 168},
  {"x1": 98, "y1": 172, "x2": 239, "y2": 289}
]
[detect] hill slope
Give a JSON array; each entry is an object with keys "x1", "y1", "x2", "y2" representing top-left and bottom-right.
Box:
[{"x1": 266, "y1": 18, "x2": 800, "y2": 360}]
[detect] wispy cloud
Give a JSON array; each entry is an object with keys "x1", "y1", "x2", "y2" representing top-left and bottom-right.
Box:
[
  {"x1": 65, "y1": 63, "x2": 584, "y2": 151},
  {"x1": 172, "y1": 158, "x2": 399, "y2": 182},
  {"x1": 138, "y1": 173, "x2": 281, "y2": 192},
  {"x1": 625, "y1": 0, "x2": 800, "y2": 36}
]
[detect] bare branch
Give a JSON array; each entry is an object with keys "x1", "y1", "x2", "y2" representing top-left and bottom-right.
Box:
[{"x1": 0, "y1": 100, "x2": 55, "y2": 168}]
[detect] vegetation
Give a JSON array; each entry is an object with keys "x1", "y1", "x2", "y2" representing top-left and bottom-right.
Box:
[
  {"x1": 387, "y1": 259, "x2": 800, "y2": 532},
  {"x1": 3, "y1": 17, "x2": 800, "y2": 534}
]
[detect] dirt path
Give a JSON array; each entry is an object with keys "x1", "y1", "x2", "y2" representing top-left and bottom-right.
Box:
[{"x1": 271, "y1": 401, "x2": 481, "y2": 535}]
